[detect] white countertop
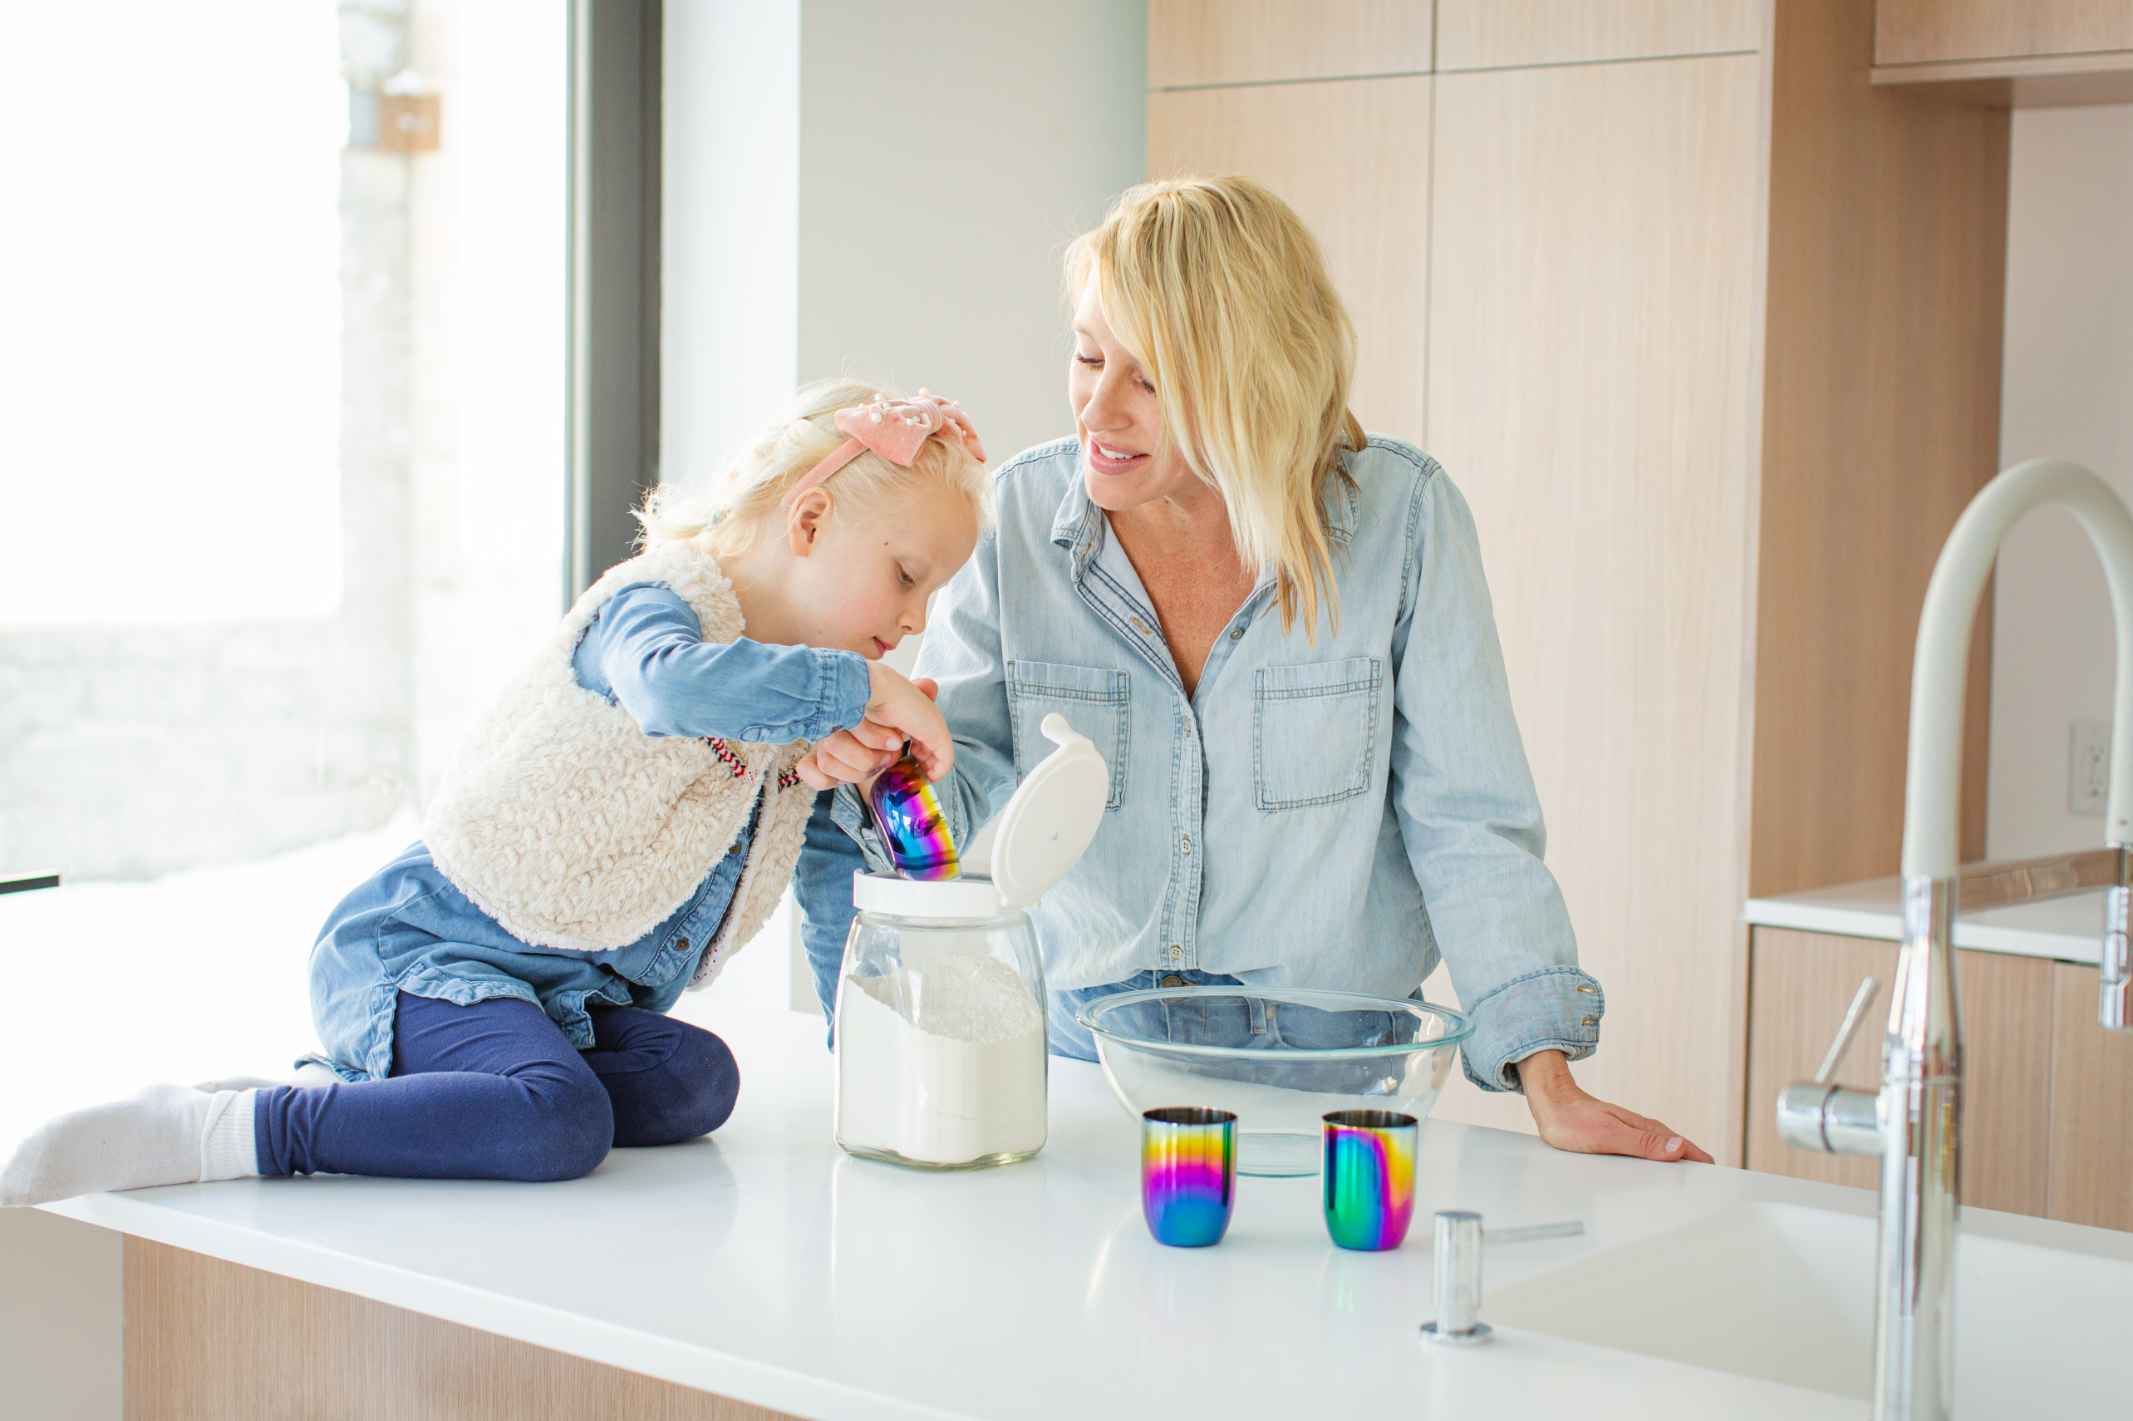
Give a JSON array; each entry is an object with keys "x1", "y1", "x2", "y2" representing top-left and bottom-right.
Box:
[
  {"x1": 15, "y1": 857, "x2": 2132, "y2": 1419},
  {"x1": 43, "y1": 991, "x2": 2133, "y2": 1421},
  {"x1": 1744, "y1": 875, "x2": 2109, "y2": 963}
]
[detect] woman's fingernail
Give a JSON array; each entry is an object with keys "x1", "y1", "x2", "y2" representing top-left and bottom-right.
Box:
[{"x1": 1664, "y1": 1136, "x2": 1682, "y2": 1154}]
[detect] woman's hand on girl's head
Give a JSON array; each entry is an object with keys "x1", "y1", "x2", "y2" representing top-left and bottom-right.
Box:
[{"x1": 1517, "y1": 1051, "x2": 1714, "y2": 1164}]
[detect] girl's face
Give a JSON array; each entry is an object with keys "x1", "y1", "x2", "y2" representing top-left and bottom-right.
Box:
[
  {"x1": 783, "y1": 476, "x2": 978, "y2": 661},
  {"x1": 1068, "y1": 276, "x2": 1199, "y2": 513}
]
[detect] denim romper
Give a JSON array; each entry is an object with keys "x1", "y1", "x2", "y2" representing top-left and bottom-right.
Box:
[{"x1": 301, "y1": 801, "x2": 757, "y2": 1082}]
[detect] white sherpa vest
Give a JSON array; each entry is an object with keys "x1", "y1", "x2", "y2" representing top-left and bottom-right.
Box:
[{"x1": 424, "y1": 538, "x2": 819, "y2": 983}]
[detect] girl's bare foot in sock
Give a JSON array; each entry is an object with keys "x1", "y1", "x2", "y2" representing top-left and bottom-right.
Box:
[{"x1": 1, "y1": 1086, "x2": 261, "y2": 1207}]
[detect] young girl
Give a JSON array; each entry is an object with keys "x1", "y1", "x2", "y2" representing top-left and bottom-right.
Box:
[{"x1": 2, "y1": 378, "x2": 989, "y2": 1204}]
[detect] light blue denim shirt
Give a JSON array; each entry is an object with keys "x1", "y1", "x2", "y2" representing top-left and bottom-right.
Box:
[
  {"x1": 795, "y1": 436, "x2": 1603, "y2": 1093},
  {"x1": 304, "y1": 582, "x2": 871, "y2": 1081}
]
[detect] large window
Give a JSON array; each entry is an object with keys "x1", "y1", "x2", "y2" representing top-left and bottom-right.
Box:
[{"x1": 0, "y1": 1, "x2": 569, "y2": 1096}]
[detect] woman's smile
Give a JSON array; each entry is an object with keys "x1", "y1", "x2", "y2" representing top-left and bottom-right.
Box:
[{"x1": 1085, "y1": 439, "x2": 1148, "y2": 475}]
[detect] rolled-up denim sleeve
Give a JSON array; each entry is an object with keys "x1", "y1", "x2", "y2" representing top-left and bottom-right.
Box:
[{"x1": 1389, "y1": 467, "x2": 1603, "y2": 1092}]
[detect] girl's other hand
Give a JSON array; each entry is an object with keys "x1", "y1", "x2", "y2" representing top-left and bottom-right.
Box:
[
  {"x1": 794, "y1": 677, "x2": 945, "y2": 790},
  {"x1": 864, "y1": 666, "x2": 953, "y2": 779}
]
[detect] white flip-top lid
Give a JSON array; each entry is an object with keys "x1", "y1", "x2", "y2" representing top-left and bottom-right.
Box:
[{"x1": 852, "y1": 712, "x2": 1108, "y2": 919}]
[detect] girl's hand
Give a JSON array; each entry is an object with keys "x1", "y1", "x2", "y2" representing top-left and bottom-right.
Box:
[
  {"x1": 1518, "y1": 1051, "x2": 1714, "y2": 1164},
  {"x1": 861, "y1": 665, "x2": 953, "y2": 779},
  {"x1": 793, "y1": 676, "x2": 945, "y2": 790}
]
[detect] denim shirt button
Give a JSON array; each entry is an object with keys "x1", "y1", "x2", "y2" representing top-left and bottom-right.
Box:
[
  {"x1": 1228, "y1": 625, "x2": 1245, "y2": 640},
  {"x1": 1169, "y1": 943, "x2": 1183, "y2": 961},
  {"x1": 676, "y1": 937, "x2": 690, "y2": 956}
]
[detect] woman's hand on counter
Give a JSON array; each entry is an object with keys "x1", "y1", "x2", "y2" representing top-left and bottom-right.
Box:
[{"x1": 1516, "y1": 1051, "x2": 1714, "y2": 1164}]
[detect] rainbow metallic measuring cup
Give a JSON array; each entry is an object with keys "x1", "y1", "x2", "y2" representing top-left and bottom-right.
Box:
[
  {"x1": 1141, "y1": 1107, "x2": 1237, "y2": 1247},
  {"x1": 1321, "y1": 1109, "x2": 1418, "y2": 1251},
  {"x1": 865, "y1": 750, "x2": 959, "y2": 880}
]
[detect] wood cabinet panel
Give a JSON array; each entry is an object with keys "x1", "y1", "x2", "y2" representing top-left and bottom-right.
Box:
[
  {"x1": 126, "y1": 1239, "x2": 788, "y2": 1420},
  {"x1": 1421, "y1": 55, "x2": 1762, "y2": 1155},
  {"x1": 1746, "y1": 929, "x2": 1895, "y2": 1192},
  {"x1": 1877, "y1": 0, "x2": 2133, "y2": 66},
  {"x1": 2048, "y1": 960, "x2": 2133, "y2": 1230},
  {"x1": 1148, "y1": 0, "x2": 1433, "y2": 87},
  {"x1": 1148, "y1": 77, "x2": 1431, "y2": 444},
  {"x1": 1436, "y1": 0, "x2": 1762, "y2": 70},
  {"x1": 1750, "y1": 0, "x2": 2006, "y2": 901},
  {"x1": 1744, "y1": 928, "x2": 2054, "y2": 1217},
  {"x1": 1962, "y1": 948, "x2": 2059, "y2": 1214}
]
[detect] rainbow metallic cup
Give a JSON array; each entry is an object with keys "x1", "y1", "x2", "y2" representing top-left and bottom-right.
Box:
[
  {"x1": 1321, "y1": 1109, "x2": 1418, "y2": 1251},
  {"x1": 1141, "y1": 1107, "x2": 1237, "y2": 1248},
  {"x1": 865, "y1": 750, "x2": 959, "y2": 880}
]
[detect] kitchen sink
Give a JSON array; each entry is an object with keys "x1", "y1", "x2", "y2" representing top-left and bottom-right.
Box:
[{"x1": 1485, "y1": 1200, "x2": 2133, "y2": 1410}]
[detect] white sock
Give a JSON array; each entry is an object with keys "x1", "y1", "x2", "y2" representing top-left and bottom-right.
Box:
[
  {"x1": 190, "y1": 1073, "x2": 286, "y2": 1093},
  {"x1": 1, "y1": 1086, "x2": 261, "y2": 1208},
  {"x1": 199, "y1": 1089, "x2": 261, "y2": 1184}
]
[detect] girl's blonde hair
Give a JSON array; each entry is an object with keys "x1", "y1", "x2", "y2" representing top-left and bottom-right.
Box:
[
  {"x1": 635, "y1": 377, "x2": 992, "y2": 555},
  {"x1": 1066, "y1": 176, "x2": 1365, "y2": 635}
]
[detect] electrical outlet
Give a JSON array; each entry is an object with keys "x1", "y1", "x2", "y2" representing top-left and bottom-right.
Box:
[{"x1": 2070, "y1": 720, "x2": 2111, "y2": 815}]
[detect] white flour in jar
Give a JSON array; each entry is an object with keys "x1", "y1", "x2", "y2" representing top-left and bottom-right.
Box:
[{"x1": 836, "y1": 954, "x2": 1047, "y2": 1165}]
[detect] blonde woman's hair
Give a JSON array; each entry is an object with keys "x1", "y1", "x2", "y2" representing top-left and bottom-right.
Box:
[
  {"x1": 1066, "y1": 176, "x2": 1365, "y2": 635},
  {"x1": 634, "y1": 377, "x2": 992, "y2": 555}
]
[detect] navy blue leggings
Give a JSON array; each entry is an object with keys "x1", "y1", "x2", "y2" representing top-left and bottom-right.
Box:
[{"x1": 253, "y1": 991, "x2": 740, "y2": 1182}]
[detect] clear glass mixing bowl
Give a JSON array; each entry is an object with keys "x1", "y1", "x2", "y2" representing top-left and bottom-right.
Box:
[{"x1": 1078, "y1": 986, "x2": 1471, "y2": 1176}]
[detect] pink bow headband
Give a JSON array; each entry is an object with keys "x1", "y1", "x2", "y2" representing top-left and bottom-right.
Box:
[{"x1": 783, "y1": 390, "x2": 987, "y2": 510}]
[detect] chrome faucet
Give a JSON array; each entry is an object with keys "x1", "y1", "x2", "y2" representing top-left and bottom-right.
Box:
[{"x1": 1776, "y1": 457, "x2": 2133, "y2": 1420}]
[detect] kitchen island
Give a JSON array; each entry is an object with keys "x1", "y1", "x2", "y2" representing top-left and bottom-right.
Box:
[{"x1": 46, "y1": 997, "x2": 2133, "y2": 1419}]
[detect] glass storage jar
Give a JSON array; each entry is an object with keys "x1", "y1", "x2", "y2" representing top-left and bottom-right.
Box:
[{"x1": 834, "y1": 714, "x2": 1107, "y2": 1170}]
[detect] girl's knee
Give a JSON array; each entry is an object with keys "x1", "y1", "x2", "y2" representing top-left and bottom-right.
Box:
[
  {"x1": 667, "y1": 1027, "x2": 741, "y2": 1139},
  {"x1": 512, "y1": 1066, "x2": 615, "y2": 1181},
  {"x1": 681, "y1": 1030, "x2": 742, "y2": 1137}
]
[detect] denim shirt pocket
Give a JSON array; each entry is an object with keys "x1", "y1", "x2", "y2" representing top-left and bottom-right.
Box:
[
  {"x1": 1251, "y1": 656, "x2": 1382, "y2": 811},
  {"x1": 1006, "y1": 659, "x2": 1129, "y2": 809}
]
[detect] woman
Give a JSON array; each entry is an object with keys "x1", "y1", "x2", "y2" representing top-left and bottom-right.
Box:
[{"x1": 794, "y1": 177, "x2": 1710, "y2": 1164}]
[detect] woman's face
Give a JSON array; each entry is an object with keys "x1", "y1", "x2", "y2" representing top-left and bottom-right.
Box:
[{"x1": 1068, "y1": 276, "x2": 1199, "y2": 513}]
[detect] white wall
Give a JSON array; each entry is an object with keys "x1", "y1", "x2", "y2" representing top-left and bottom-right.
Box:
[
  {"x1": 794, "y1": 0, "x2": 1148, "y2": 462},
  {"x1": 662, "y1": 1, "x2": 802, "y2": 490},
  {"x1": 662, "y1": 1, "x2": 1147, "y2": 1009},
  {"x1": 1986, "y1": 104, "x2": 2133, "y2": 859},
  {"x1": 665, "y1": 0, "x2": 1146, "y2": 492}
]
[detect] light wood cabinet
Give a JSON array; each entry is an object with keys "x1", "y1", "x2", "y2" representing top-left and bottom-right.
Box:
[
  {"x1": 1435, "y1": 0, "x2": 1763, "y2": 70},
  {"x1": 2049, "y1": 960, "x2": 2133, "y2": 1230},
  {"x1": 1876, "y1": 0, "x2": 2133, "y2": 66},
  {"x1": 1746, "y1": 926, "x2": 2133, "y2": 1232},
  {"x1": 1144, "y1": 4, "x2": 2018, "y2": 1162},
  {"x1": 1744, "y1": 927, "x2": 2054, "y2": 1216},
  {"x1": 1421, "y1": 53, "x2": 1764, "y2": 1142},
  {"x1": 1872, "y1": 0, "x2": 2133, "y2": 106},
  {"x1": 126, "y1": 1239, "x2": 790, "y2": 1418},
  {"x1": 1148, "y1": 77, "x2": 1432, "y2": 446},
  {"x1": 1147, "y1": 0, "x2": 1433, "y2": 87}
]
